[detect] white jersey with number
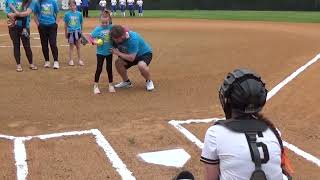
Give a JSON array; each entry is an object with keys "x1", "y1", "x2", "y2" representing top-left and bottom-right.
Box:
[
  {"x1": 111, "y1": 0, "x2": 117, "y2": 6},
  {"x1": 137, "y1": 0, "x2": 142, "y2": 6},
  {"x1": 127, "y1": 0, "x2": 134, "y2": 5},
  {"x1": 99, "y1": 0, "x2": 107, "y2": 7},
  {"x1": 75, "y1": 0, "x2": 82, "y2": 6},
  {"x1": 119, "y1": 0, "x2": 126, "y2": 5},
  {"x1": 201, "y1": 125, "x2": 283, "y2": 180}
]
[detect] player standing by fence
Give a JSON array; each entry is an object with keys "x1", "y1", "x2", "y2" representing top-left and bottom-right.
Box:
[
  {"x1": 127, "y1": 0, "x2": 134, "y2": 16},
  {"x1": 119, "y1": 0, "x2": 125, "y2": 17},
  {"x1": 33, "y1": 0, "x2": 60, "y2": 69},
  {"x1": 110, "y1": 0, "x2": 116, "y2": 16},
  {"x1": 81, "y1": 0, "x2": 89, "y2": 17},
  {"x1": 136, "y1": 0, "x2": 142, "y2": 16},
  {"x1": 99, "y1": 0, "x2": 106, "y2": 11},
  {"x1": 75, "y1": 0, "x2": 81, "y2": 11}
]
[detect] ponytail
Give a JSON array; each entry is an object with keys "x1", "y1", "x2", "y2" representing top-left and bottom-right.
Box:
[{"x1": 255, "y1": 113, "x2": 294, "y2": 177}]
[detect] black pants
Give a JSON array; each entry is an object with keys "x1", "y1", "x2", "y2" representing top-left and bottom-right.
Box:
[
  {"x1": 82, "y1": 7, "x2": 89, "y2": 17},
  {"x1": 8, "y1": 26, "x2": 33, "y2": 65},
  {"x1": 129, "y1": 9, "x2": 135, "y2": 16},
  {"x1": 95, "y1": 54, "x2": 113, "y2": 83},
  {"x1": 38, "y1": 23, "x2": 58, "y2": 62},
  {"x1": 15, "y1": 17, "x2": 27, "y2": 29}
]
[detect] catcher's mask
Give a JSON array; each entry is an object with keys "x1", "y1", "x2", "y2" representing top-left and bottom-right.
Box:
[{"x1": 219, "y1": 68, "x2": 268, "y2": 119}]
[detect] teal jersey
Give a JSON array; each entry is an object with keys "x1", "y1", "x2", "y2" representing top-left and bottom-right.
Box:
[
  {"x1": 34, "y1": 0, "x2": 59, "y2": 25},
  {"x1": 5, "y1": 0, "x2": 35, "y2": 28},
  {"x1": 121, "y1": 31, "x2": 152, "y2": 57},
  {"x1": 91, "y1": 25, "x2": 113, "y2": 56},
  {"x1": 64, "y1": 11, "x2": 83, "y2": 32}
]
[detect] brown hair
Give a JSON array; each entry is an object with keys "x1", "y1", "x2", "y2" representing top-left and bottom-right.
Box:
[
  {"x1": 68, "y1": 0, "x2": 76, "y2": 6},
  {"x1": 255, "y1": 113, "x2": 284, "y2": 152},
  {"x1": 110, "y1": 25, "x2": 126, "y2": 39},
  {"x1": 101, "y1": 10, "x2": 112, "y2": 23}
]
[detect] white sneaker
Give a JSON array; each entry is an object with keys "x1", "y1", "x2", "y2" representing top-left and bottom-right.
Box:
[
  {"x1": 146, "y1": 80, "x2": 154, "y2": 91},
  {"x1": 114, "y1": 81, "x2": 132, "y2": 88},
  {"x1": 69, "y1": 60, "x2": 74, "y2": 66},
  {"x1": 78, "y1": 60, "x2": 84, "y2": 66},
  {"x1": 53, "y1": 61, "x2": 60, "y2": 69},
  {"x1": 93, "y1": 85, "x2": 101, "y2": 94},
  {"x1": 108, "y1": 84, "x2": 116, "y2": 93},
  {"x1": 44, "y1": 61, "x2": 51, "y2": 68}
]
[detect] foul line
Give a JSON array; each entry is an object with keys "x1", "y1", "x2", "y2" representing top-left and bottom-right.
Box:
[
  {"x1": 267, "y1": 53, "x2": 320, "y2": 100},
  {"x1": 169, "y1": 53, "x2": 320, "y2": 167},
  {"x1": 0, "y1": 129, "x2": 136, "y2": 180}
]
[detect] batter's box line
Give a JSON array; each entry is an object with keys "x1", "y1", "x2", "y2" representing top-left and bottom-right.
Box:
[
  {"x1": 168, "y1": 118, "x2": 320, "y2": 167},
  {"x1": 0, "y1": 129, "x2": 136, "y2": 180},
  {"x1": 168, "y1": 52, "x2": 320, "y2": 167}
]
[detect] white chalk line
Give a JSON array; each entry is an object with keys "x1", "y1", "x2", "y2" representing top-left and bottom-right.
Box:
[
  {"x1": 0, "y1": 32, "x2": 90, "y2": 37},
  {"x1": 0, "y1": 129, "x2": 136, "y2": 180},
  {"x1": 14, "y1": 138, "x2": 28, "y2": 180},
  {"x1": 91, "y1": 129, "x2": 136, "y2": 180},
  {"x1": 267, "y1": 53, "x2": 320, "y2": 100},
  {"x1": 0, "y1": 44, "x2": 85, "y2": 48},
  {"x1": 0, "y1": 32, "x2": 91, "y2": 48},
  {"x1": 169, "y1": 53, "x2": 320, "y2": 167}
]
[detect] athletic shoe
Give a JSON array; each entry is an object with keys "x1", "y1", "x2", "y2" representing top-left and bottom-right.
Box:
[
  {"x1": 146, "y1": 80, "x2": 154, "y2": 91},
  {"x1": 108, "y1": 84, "x2": 116, "y2": 93},
  {"x1": 114, "y1": 80, "x2": 132, "y2": 88},
  {"x1": 93, "y1": 85, "x2": 101, "y2": 94},
  {"x1": 16, "y1": 64, "x2": 23, "y2": 72},
  {"x1": 68, "y1": 60, "x2": 74, "y2": 66},
  {"x1": 78, "y1": 60, "x2": 84, "y2": 66},
  {"x1": 44, "y1": 61, "x2": 51, "y2": 68},
  {"x1": 29, "y1": 64, "x2": 38, "y2": 70},
  {"x1": 53, "y1": 61, "x2": 60, "y2": 69}
]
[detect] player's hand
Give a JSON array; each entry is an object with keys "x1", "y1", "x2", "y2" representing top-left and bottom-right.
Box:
[
  {"x1": 7, "y1": 13, "x2": 16, "y2": 19},
  {"x1": 110, "y1": 48, "x2": 120, "y2": 55}
]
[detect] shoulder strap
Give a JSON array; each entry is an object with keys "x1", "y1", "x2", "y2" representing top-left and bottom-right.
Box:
[{"x1": 214, "y1": 118, "x2": 268, "y2": 133}]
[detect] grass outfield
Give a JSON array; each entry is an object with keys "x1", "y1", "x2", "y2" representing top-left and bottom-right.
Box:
[{"x1": 1, "y1": 10, "x2": 320, "y2": 23}]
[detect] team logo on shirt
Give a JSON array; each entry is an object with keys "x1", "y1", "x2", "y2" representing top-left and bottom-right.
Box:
[
  {"x1": 41, "y1": 4, "x2": 52, "y2": 15},
  {"x1": 101, "y1": 30, "x2": 110, "y2": 42},
  {"x1": 69, "y1": 16, "x2": 78, "y2": 26},
  {"x1": 16, "y1": 2, "x2": 23, "y2": 11}
]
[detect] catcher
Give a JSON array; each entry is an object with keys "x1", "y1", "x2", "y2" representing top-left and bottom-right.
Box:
[{"x1": 201, "y1": 69, "x2": 293, "y2": 180}]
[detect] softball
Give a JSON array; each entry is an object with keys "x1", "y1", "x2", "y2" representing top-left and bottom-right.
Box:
[{"x1": 96, "y1": 39, "x2": 104, "y2": 46}]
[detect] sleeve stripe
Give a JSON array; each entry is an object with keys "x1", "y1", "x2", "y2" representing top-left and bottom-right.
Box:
[{"x1": 200, "y1": 156, "x2": 220, "y2": 165}]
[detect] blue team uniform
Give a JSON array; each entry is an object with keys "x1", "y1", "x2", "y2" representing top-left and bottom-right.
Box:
[
  {"x1": 5, "y1": 0, "x2": 35, "y2": 28},
  {"x1": 33, "y1": 0, "x2": 59, "y2": 26},
  {"x1": 64, "y1": 11, "x2": 83, "y2": 32},
  {"x1": 91, "y1": 25, "x2": 113, "y2": 56},
  {"x1": 121, "y1": 31, "x2": 152, "y2": 57}
]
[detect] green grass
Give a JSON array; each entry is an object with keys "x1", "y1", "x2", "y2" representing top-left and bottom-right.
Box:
[{"x1": 2, "y1": 10, "x2": 320, "y2": 23}]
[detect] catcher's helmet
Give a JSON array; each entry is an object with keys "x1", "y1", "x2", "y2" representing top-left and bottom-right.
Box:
[{"x1": 219, "y1": 68, "x2": 268, "y2": 119}]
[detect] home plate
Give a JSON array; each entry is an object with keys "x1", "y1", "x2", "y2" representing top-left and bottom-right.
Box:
[
  {"x1": 138, "y1": 148, "x2": 190, "y2": 168},
  {"x1": 33, "y1": 37, "x2": 40, "y2": 40}
]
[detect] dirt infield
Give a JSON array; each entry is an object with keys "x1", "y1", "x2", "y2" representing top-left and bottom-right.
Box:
[{"x1": 0, "y1": 18, "x2": 319, "y2": 179}]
